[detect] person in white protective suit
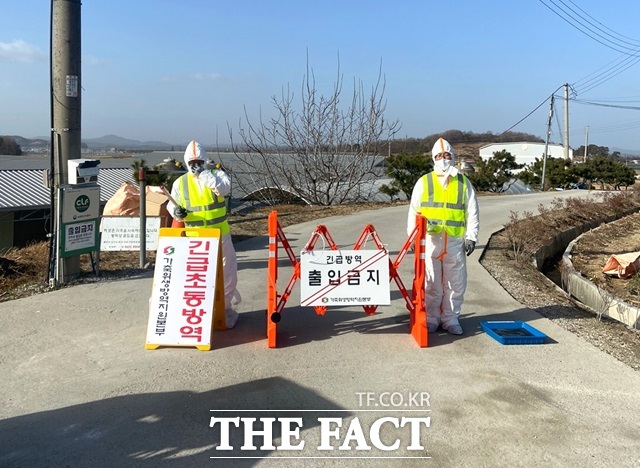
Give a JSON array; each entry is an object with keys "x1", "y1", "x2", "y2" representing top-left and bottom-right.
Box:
[
  {"x1": 407, "y1": 137, "x2": 479, "y2": 335},
  {"x1": 167, "y1": 140, "x2": 241, "y2": 329}
]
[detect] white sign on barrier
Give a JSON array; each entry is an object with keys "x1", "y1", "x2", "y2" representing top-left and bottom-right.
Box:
[{"x1": 300, "y1": 249, "x2": 390, "y2": 307}]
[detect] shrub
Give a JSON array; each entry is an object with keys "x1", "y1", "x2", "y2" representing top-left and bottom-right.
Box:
[{"x1": 503, "y1": 191, "x2": 640, "y2": 264}]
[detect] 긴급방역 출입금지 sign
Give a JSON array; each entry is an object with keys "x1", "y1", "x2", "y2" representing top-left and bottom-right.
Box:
[{"x1": 300, "y1": 249, "x2": 390, "y2": 307}]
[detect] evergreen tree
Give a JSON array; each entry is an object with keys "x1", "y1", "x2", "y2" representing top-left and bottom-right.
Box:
[
  {"x1": 0, "y1": 136, "x2": 22, "y2": 155},
  {"x1": 379, "y1": 152, "x2": 433, "y2": 200},
  {"x1": 468, "y1": 150, "x2": 522, "y2": 192}
]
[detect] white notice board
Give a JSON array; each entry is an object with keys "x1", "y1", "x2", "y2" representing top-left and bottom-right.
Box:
[
  {"x1": 100, "y1": 217, "x2": 161, "y2": 251},
  {"x1": 146, "y1": 232, "x2": 221, "y2": 349},
  {"x1": 300, "y1": 249, "x2": 390, "y2": 307}
]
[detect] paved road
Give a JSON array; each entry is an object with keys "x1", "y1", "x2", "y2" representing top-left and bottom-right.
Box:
[{"x1": 1, "y1": 190, "x2": 639, "y2": 467}]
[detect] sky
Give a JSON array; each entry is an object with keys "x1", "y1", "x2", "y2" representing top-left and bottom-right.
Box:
[{"x1": 2, "y1": 0, "x2": 640, "y2": 152}]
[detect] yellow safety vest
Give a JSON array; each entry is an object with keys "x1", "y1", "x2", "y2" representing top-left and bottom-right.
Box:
[
  {"x1": 419, "y1": 172, "x2": 467, "y2": 237},
  {"x1": 176, "y1": 174, "x2": 230, "y2": 235}
]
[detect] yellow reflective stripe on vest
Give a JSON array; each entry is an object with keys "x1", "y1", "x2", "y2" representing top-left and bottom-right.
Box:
[
  {"x1": 421, "y1": 175, "x2": 445, "y2": 208},
  {"x1": 419, "y1": 173, "x2": 467, "y2": 237},
  {"x1": 178, "y1": 174, "x2": 230, "y2": 235},
  {"x1": 187, "y1": 198, "x2": 226, "y2": 212}
]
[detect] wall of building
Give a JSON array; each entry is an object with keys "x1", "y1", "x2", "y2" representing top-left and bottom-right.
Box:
[
  {"x1": 12, "y1": 209, "x2": 50, "y2": 248},
  {"x1": 0, "y1": 212, "x2": 13, "y2": 251},
  {"x1": 479, "y1": 142, "x2": 573, "y2": 167}
]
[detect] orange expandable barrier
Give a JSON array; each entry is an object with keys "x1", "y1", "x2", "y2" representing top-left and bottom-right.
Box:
[{"x1": 266, "y1": 210, "x2": 428, "y2": 348}]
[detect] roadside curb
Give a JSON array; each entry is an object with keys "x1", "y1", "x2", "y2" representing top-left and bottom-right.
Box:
[{"x1": 562, "y1": 229, "x2": 640, "y2": 329}]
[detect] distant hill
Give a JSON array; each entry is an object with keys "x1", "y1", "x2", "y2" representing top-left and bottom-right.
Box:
[
  {"x1": 611, "y1": 147, "x2": 640, "y2": 157},
  {"x1": 8, "y1": 131, "x2": 638, "y2": 156},
  {"x1": 389, "y1": 130, "x2": 546, "y2": 156},
  {"x1": 82, "y1": 134, "x2": 174, "y2": 150},
  {"x1": 6, "y1": 134, "x2": 176, "y2": 151},
  {"x1": 4, "y1": 135, "x2": 49, "y2": 149}
]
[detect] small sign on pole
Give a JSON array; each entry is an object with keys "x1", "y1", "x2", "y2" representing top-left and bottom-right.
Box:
[
  {"x1": 59, "y1": 185, "x2": 100, "y2": 257},
  {"x1": 300, "y1": 249, "x2": 390, "y2": 307},
  {"x1": 145, "y1": 227, "x2": 226, "y2": 351}
]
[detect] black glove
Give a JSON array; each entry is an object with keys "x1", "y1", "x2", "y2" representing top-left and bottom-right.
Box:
[
  {"x1": 465, "y1": 240, "x2": 476, "y2": 256},
  {"x1": 173, "y1": 206, "x2": 188, "y2": 220}
]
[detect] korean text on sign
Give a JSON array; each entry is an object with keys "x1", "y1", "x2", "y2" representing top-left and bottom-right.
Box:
[
  {"x1": 300, "y1": 250, "x2": 390, "y2": 307},
  {"x1": 146, "y1": 233, "x2": 220, "y2": 348}
]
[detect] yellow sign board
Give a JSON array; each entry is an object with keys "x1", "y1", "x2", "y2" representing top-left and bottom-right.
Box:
[{"x1": 145, "y1": 227, "x2": 226, "y2": 351}]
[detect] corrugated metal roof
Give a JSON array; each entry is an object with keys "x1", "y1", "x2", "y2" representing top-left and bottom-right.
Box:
[
  {"x1": 0, "y1": 155, "x2": 139, "y2": 170},
  {"x1": 0, "y1": 168, "x2": 137, "y2": 210}
]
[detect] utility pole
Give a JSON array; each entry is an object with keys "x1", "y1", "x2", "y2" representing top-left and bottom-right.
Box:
[
  {"x1": 584, "y1": 126, "x2": 589, "y2": 163},
  {"x1": 564, "y1": 83, "x2": 570, "y2": 160},
  {"x1": 541, "y1": 95, "x2": 554, "y2": 190},
  {"x1": 52, "y1": 0, "x2": 82, "y2": 283}
]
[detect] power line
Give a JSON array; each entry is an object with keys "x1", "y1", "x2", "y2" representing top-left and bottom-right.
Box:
[
  {"x1": 571, "y1": 99, "x2": 640, "y2": 111},
  {"x1": 565, "y1": 0, "x2": 640, "y2": 45},
  {"x1": 578, "y1": 96, "x2": 640, "y2": 103},
  {"x1": 539, "y1": 0, "x2": 640, "y2": 54},
  {"x1": 569, "y1": 119, "x2": 640, "y2": 134},
  {"x1": 585, "y1": 121, "x2": 640, "y2": 134},
  {"x1": 558, "y1": 0, "x2": 640, "y2": 48},
  {"x1": 500, "y1": 85, "x2": 564, "y2": 135},
  {"x1": 540, "y1": 0, "x2": 640, "y2": 95},
  {"x1": 573, "y1": 53, "x2": 640, "y2": 89},
  {"x1": 575, "y1": 55, "x2": 640, "y2": 95}
]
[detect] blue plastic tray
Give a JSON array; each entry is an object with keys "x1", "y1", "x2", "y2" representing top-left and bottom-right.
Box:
[{"x1": 480, "y1": 321, "x2": 547, "y2": 345}]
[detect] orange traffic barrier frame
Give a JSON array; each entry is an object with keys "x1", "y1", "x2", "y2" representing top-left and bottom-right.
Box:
[{"x1": 266, "y1": 210, "x2": 427, "y2": 348}]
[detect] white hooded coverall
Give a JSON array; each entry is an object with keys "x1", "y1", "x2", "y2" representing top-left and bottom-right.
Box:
[
  {"x1": 167, "y1": 141, "x2": 240, "y2": 329},
  {"x1": 407, "y1": 138, "x2": 479, "y2": 331}
]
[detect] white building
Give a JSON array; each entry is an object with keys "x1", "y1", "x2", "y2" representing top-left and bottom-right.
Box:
[{"x1": 479, "y1": 142, "x2": 573, "y2": 168}]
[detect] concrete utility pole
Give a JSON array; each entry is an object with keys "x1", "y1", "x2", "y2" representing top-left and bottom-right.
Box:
[
  {"x1": 564, "y1": 83, "x2": 570, "y2": 160},
  {"x1": 584, "y1": 126, "x2": 589, "y2": 163},
  {"x1": 52, "y1": 0, "x2": 82, "y2": 282},
  {"x1": 541, "y1": 95, "x2": 554, "y2": 191}
]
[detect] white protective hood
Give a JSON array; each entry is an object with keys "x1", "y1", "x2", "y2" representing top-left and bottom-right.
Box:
[
  {"x1": 431, "y1": 137, "x2": 455, "y2": 164},
  {"x1": 183, "y1": 140, "x2": 206, "y2": 166},
  {"x1": 431, "y1": 137, "x2": 457, "y2": 176}
]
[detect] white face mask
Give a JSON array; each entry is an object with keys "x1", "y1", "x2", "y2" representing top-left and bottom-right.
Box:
[
  {"x1": 189, "y1": 161, "x2": 205, "y2": 175},
  {"x1": 434, "y1": 159, "x2": 452, "y2": 172}
]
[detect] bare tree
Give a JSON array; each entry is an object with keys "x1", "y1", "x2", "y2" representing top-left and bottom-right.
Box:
[{"x1": 229, "y1": 56, "x2": 400, "y2": 206}]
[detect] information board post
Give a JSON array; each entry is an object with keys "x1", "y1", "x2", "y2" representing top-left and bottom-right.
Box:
[
  {"x1": 55, "y1": 185, "x2": 101, "y2": 285},
  {"x1": 139, "y1": 167, "x2": 147, "y2": 267}
]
